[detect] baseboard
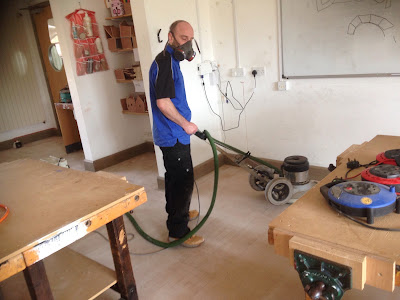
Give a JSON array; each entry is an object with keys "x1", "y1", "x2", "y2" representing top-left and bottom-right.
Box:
[
  {"x1": 0, "y1": 128, "x2": 60, "y2": 151},
  {"x1": 157, "y1": 154, "x2": 226, "y2": 189},
  {"x1": 84, "y1": 142, "x2": 154, "y2": 172}
]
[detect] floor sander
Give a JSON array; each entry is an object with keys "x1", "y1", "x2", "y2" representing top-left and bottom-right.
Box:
[{"x1": 195, "y1": 131, "x2": 318, "y2": 205}]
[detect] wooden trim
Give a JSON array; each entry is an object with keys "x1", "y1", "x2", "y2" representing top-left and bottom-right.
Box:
[
  {"x1": 0, "y1": 254, "x2": 26, "y2": 282},
  {"x1": 122, "y1": 110, "x2": 149, "y2": 115},
  {"x1": 84, "y1": 142, "x2": 154, "y2": 172},
  {"x1": 0, "y1": 128, "x2": 59, "y2": 151},
  {"x1": 23, "y1": 190, "x2": 146, "y2": 266},
  {"x1": 105, "y1": 13, "x2": 132, "y2": 20}
]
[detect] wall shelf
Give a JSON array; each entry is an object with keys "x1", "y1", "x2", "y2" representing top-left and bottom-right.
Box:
[
  {"x1": 109, "y1": 48, "x2": 133, "y2": 53},
  {"x1": 105, "y1": 14, "x2": 132, "y2": 20},
  {"x1": 117, "y1": 79, "x2": 133, "y2": 83},
  {"x1": 122, "y1": 110, "x2": 148, "y2": 116}
]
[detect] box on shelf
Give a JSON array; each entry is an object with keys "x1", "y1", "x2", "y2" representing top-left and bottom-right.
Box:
[
  {"x1": 121, "y1": 35, "x2": 137, "y2": 49},
  {"x1": 107, "y1": 38, "x2": 122, "y2": 52},
  {"x1": 135, "y1": 95, "x2": 147, "y2": 113},
  {"x1": 119, "y1": 21, "x2": 134, "y2": 37},
  {"x1": 132, "y1": 66, "x2": 142, "y2": 80},
  {"x1": 123, "y1": 2, "x2": 131, "y2": 15},
  {"x1": 104, "y1": 25, "x2": 120, "y2": 38},
  {"x1": 110, "y1": 0, "x2": 125, "y2": 17},
  {"x1": 121, "y1": 93, "x2": 147, "y2": 113},
  {"x1": 114, "y1": 66, "x2": 139, "y2": 81},
  {"x1": 126, "y1": 96, "x2": 135, "y2": 112}
]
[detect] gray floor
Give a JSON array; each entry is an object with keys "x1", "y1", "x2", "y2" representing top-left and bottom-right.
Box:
[{"x1": 1, "y1": 137, "x2": 398, "y2": 299}]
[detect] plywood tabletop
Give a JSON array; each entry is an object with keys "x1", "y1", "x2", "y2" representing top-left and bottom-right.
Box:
[
  {"x1": 0, "y1": 159, "x2": 146, "y2": 265},
  {"x1": 269, "y1": 135, "x2": 400, "y2": 265}
]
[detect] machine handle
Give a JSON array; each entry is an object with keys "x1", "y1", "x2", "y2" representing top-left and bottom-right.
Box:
[{"x1": 195, "y1": 131, "x2": 207, "y2": 140}]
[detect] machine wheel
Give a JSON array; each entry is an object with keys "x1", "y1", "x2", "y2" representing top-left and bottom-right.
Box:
[
  {"x1": 265, "y1": 177, "x2": 293, "y2": 205},
  {"x1": 249, "y1": 165, "x2": 274, "y2": 191}
]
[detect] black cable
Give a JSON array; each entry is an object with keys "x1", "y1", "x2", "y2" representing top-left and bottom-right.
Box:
[
  {"x1": 330, "y1": 205, "x2": 400, "y2": 232},
  {"x1": 201, "y1": 76, "x2": 256, "y2": 132}
]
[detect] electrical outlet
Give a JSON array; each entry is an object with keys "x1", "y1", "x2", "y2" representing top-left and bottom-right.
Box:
[
  {"x1": 277, "y1": 81, "x2": 290, "y2": 91},
  {"x1": 231, "y1": 67, "x2": 245, "y2": 77},
  {"x1": 251, "y1": 67, "x2": 265, "y2": 76}
]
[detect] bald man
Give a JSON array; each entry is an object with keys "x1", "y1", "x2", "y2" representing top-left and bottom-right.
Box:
[{"x1": 149, "y1": 20, "x2": 204, "y2": 247}]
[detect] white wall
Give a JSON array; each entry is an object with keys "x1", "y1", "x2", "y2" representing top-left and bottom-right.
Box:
[
  {"x1": 209, "y1": 0, "x2": 400, "y2": 167},
  {"x1": 132, "y1": 0, "x2": 221, "y2": 177},
  {"x1": 49, "y1": 0, "x2": 152, "y2": 162},
  {"x1": 0, "y1": 0, "x2": 57, "y2": 142}
]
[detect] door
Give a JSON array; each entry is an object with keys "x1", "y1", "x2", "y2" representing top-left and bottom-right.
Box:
[{"x1": 32, "y1": 4, "x2": 82, "y2": 153}]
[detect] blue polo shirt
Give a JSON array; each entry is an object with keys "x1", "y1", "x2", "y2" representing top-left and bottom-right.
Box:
[{"x1": 149, "y1": 45, "x2": 191, "y2": 147}]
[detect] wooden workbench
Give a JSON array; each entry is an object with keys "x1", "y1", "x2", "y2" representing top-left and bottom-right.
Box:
[
  {"x1": 0, "y1": 159, "x2": 147, "y2": 299},
  {"x1": 268, "y1": 135, "x2": 400, "y2": 296}
]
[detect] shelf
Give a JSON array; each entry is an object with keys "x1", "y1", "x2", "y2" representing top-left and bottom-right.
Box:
[
  {"x1": 110, "y1": 48, "x2": 134, "y2": 53},
  {"x1": 105, "y1": 13, "x2": 132, "y2": 20},
  {"x1": 117, "y1": 79, "x2": 133, "y2": 83},
  {"x1": 0, "y1": 248, "x2": 116, "y2": 299},
  {"x1": 122, "y1": 110, "x2": 148, "y2": 115}
]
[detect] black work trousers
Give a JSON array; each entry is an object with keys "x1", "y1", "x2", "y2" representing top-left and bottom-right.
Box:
[{"x1": 160, "y1": 141, "x2": 194, "y2": 238}]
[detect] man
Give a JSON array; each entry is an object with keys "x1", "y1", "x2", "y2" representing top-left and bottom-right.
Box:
[{"x1": 149, "y1": 20, "x2": 204, "y2": 247}]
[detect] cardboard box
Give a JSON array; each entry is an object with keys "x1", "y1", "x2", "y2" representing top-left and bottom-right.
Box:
[
  {"x1": 119, "y1": 21, "x2": 134, "y2": 37},
  {"x1": 135, "y1": 95, "x2": 146, "y2": 113},
  {"x1": 104, "y1": 25, "x2": 120, "y2": 38},
  {"x1": 126, "y1": 96, "x2": 136, "y2": 112},
  {"x1": 123, "y1": 2, "x2": 131, "y2": 15},
  {"x1": 121, "y1": 35, "x2": 137, "y2": 49},
  {"x1": 114, "y1": 69, "x2": 125, "y2": 80},
  {"x1": 107, "y1": 37, "x2": 122, "y2": 52}
]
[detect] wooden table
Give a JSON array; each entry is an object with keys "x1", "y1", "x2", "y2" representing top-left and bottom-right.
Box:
[
  {"x1": 268, "y1": 135, "x2": 400, "y2": 299},
  {"x1": 0, "y1": 159, "x2": 147, "y2": 299}
]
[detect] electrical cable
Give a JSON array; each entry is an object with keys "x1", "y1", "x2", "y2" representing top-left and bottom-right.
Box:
[
  {"x1": 0, "y1": 204, "x2": 9, "y2": 223},
  {"x1": 344, "y1": 159, "x2": 390, "y2": 180},
  {"x1": 201, "y1": 75, "x2": 256, "y2": 132},
  {"x1": 330, "y1": 204, "x2": 400, "y2": 232}
]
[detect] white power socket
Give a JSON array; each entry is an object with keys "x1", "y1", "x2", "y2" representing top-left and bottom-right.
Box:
[
  {"x1": 251, "y1": 67, "x2": 265, "y2": 76},
  {"x1": 231, "y1": 67, "x2": 245, "y2": 77},
  {"x1": 277, "y1": 81, "x2": 290, "y2": 91}
]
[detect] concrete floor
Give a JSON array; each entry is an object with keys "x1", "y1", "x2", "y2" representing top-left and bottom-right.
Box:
[{"x1": 0, "y1": 137, "x2": 398, "y2": 299}]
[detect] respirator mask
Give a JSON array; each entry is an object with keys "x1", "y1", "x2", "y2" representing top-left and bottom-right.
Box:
[{"x1": 168, "y1": 32, "x2": 201, "y2": 62}]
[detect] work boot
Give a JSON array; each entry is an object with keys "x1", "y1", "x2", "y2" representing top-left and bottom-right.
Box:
[
  {"x1": 189, "y1": 209, "x2": 199, "y2": 221},
  {"x1": 168, "y1": 235, "x2": 205, "y2": 248}
]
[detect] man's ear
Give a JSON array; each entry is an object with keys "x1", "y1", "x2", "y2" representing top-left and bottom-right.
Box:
[{"x1": 168, "y1": 31, "x2": 174, "y2": 44}]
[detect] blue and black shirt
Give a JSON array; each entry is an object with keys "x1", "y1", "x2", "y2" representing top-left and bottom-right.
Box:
[{"x1": 149, "y1": 45, "x2": 192, "y2": 147}]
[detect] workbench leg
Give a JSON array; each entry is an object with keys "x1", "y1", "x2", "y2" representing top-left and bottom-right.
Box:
[
  {"x1": 23, "y1": 260, "x2": 54, "y2": 300},
  {"x1": 106, "y1": 215, "x2": 138, "y2": 300}
]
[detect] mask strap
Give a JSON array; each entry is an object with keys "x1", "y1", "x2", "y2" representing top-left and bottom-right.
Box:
[{"x1": 193, "y1": 38, "x2": 201, "y2": 55}]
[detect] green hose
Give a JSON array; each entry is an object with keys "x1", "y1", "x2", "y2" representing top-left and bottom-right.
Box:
[{"x1": 125, "y1": 130, "x2": 219, "y2": 248}]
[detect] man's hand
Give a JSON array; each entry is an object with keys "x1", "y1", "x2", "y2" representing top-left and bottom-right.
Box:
[{"x1": 183, "y1": 122, "x2": 198, "y2": 135}]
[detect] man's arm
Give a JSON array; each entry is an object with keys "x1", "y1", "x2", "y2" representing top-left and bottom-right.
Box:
[{"x1": 157, "y1": 98, "x2": 198, "y2": 135}]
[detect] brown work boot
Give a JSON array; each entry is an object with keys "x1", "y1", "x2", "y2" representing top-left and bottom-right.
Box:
[
  {"x1": 169, "y1": 235, "x2": 205, "y2": 248},
  {"x1": 188, "y1": 209, "x2": 199, "y2": 221}
]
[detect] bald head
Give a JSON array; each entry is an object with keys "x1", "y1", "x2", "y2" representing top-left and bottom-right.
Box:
[{"x1": 168, "y1": 20, "x2": 194, "y2": 47}]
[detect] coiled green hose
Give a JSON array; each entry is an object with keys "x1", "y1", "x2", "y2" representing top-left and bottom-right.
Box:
[{"x1": 125, "y1": 130, "x2": 219, "y2": 248}]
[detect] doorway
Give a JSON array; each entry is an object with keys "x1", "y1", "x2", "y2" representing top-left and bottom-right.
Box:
[{"x1": 32, "y1": 3, "x2": 82, "y2": 153}]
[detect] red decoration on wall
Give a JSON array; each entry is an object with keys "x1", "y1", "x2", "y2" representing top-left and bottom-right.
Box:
[{"x1": 66, "y1": 9, "x2": 109, "y2": 76}]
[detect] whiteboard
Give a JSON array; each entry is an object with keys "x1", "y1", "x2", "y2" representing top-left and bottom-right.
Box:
[{"x1": 280, "y1": 0, "x2": 400, "y2": 78}]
